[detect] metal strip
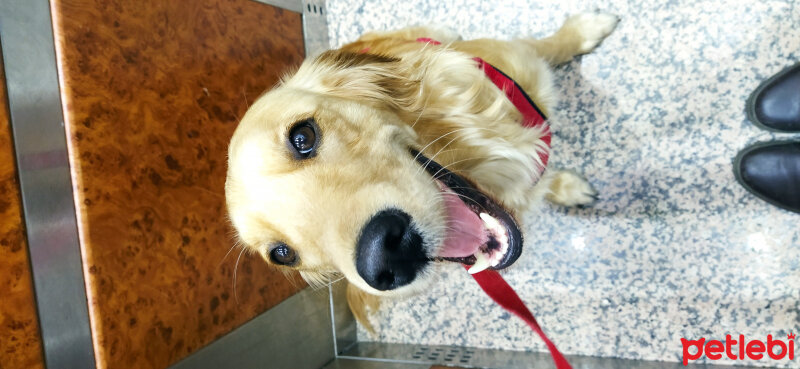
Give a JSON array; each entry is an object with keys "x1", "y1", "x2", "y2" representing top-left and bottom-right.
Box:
[
  {"x1": 302, "y1": 0, "x2": 330, "y2": 57},
  {"x1": 251, "y1": 0, "x2": 303, "y2": 13},
  {"x1": 323, "y1": 358, "x2": 429, "y2": 369},
  {"x1": 0, "y1": 1, "x2": 96, "y2": 368},
  {"x1": 329, "y1": 280, "x2": 357, "y2": 355},
  {"x1": 328, "y1": 283, "x2": 340, "y2": 355},
  {"x1": 169, "y1": 287, "x2": 335, "y2": 369},
  {"x1": 339, "y1": 342, "x2": 759, "y2": 369}
]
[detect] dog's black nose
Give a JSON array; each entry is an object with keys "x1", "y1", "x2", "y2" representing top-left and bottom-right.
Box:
[{"x1": 356, "y1": 209, "x2": 427, "y2": 291}]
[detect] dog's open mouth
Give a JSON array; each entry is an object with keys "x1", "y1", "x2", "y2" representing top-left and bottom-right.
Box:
[{"x1": 411, "y1": 150, "x2": 523, "y2": 273}]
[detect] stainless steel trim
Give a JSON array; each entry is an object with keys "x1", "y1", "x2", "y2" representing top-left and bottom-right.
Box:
[
  {"x1": 169, "y1": 287, "x2": 335, "y2": 369},
  {"x1": 329, "y1": 280, "x2": 357, "y2": 354},
  {"x1": 322, "y1": 358, "x2": 429, "y2": 369},
  {"x1": 251, "y1": 0, "x2": 303, "y2": 13},
  {"x1": 0, "y1": 1, "x2": 96, "y2": 368},
  {"x1": 302, "y1": 0, "x2": 330, "y2": 57},
  {"x1": 339, "y1": 342, "x2": 758, "y2": 369}
]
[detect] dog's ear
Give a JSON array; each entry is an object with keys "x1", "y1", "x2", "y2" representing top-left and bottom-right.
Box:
[
  {"x1": 346, "y1": 282, "x2": 381, "y2": 335},
  {"x1": 290, "y1": 49, "x2": 418, "y2": 110}
]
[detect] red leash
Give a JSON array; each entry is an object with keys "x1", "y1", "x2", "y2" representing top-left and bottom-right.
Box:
[{"x1": 467, "y1": 267, "x2": 573, "y2": 369}]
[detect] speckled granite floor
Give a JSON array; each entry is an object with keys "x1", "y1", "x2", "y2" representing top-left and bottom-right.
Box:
[{"x1": 325, "y1": 0, "x2": 800, "y2": 367}]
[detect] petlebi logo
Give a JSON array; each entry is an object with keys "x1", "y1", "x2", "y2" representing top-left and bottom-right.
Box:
[{"x1": 681, "y1": 333, "x2": 796, "y2": 365}]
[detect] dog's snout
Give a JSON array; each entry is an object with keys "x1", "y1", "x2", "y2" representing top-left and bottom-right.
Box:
[{"x1": 356, "y1": 209, "x2": 427, "y2": 291}]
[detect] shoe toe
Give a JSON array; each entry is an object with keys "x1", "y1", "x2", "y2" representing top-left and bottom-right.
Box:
[
  {"x1": 750, "y1": 64, "x2": 800, "y2": 132},
  {"x1": 736, "y1": 142, "x2": 800, "y2": 213}
]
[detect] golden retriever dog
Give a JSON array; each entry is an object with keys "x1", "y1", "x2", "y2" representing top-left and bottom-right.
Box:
[{"x1": 225, "y1": 12, "x2": 618, "y2": 329}]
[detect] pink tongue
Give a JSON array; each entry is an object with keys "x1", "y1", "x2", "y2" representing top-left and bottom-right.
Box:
[{"x1": 439, "y1": 190, "x2": 488, "y2": 258}]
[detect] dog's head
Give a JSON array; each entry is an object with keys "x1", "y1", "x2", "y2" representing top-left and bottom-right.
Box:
[{"x1": 225, "y1": 50, "x2": 525, "y2": 296}]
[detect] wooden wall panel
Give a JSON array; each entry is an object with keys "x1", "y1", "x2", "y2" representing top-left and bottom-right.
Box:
[
  {"x1": 51, "y1": 1, "x2": 306, "y2": 368},
  {"x1": 0, "y1": 51, "x2": 46, "y2": 369}
]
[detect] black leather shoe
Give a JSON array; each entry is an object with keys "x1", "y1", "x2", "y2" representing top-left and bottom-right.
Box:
[
  {"x1": 734, "y1": 141, "x2": 800, "y2": 213},
  {"x1": 746, "y1": 63, "x2": 800, "y2": 132}
]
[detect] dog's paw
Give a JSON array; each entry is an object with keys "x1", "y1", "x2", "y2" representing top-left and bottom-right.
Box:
[
  {"x1": 545, "y1": 170, "x2": 599, "y2": 207},
  {"x1": 565, "y1": 12, "x2": 620, "y2": 54}
]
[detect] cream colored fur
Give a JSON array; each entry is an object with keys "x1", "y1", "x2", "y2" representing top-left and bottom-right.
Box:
[{"x1": 225, "y1": 12, "x2": 618, "y2": 331}]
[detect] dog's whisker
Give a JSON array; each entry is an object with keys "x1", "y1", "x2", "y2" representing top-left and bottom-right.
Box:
[
  {"x1": 413, "y1": 127, "x2": 470, "y2": 164},
  {"x1": 414, "y1": 126, "x2": 504, "y2": 173},
  {"x1": 414, "y1": 126, "x2": 485, "y2": 159},
  {"x1": 442, "y1": 221, "x2": 486, "y2": 242},
  {"x1": 299, "y1": 269, "x2": 344, "y2": 290},
  {"x1": 218, "y1": 240, "x2": 242, "y2": 270},
  {"x1": 322, "y1": 276, "x2": 345, "y2": 288},
  {"x1": 231, "y1": 109, "x2": 242, "y2": 123},
  {"x1": 415, "y1": 127, "x2": 480, "y2": 175},
  {"x1": 439, "y1": 185, "x2": 488, "y2": 191},
  {"x1": 450, "y1": 192, "x2": 490, "y2": 213},
  {"x1": 441, "y1": 184, "x2": 498, "y2": 206},
  {"x1": 417, "y1": 125, "x2": 503, "y2": 139},
  {"x1": 190, "y1": 186, "x2": 224, "y2": 198},
  {"x1": 409, "y1": 91, "x2": 432, "y2": 129},
  {"x1": 422, "y1": 135, "x2": 461, "y2": 175},
  {"x1": 233, "y1": 247, "x2": 246, "y2": 305},
  {"x1": 428, "y1": 156, "x2": 488, "y2": 184}
]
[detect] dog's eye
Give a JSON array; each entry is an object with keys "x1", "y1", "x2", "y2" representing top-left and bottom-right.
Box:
[
  {"x1": 288, "y1": 119, "x2": 318, "y2": 158},
  {"x1": 269, "y1": 243, "x2": 298, "y2": 266}
]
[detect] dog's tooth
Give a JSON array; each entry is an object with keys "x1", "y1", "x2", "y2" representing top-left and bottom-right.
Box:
[
  {"x1": 489, "y1": 255, "x2": 501, "y2": 267},
  {"x1": 468, "y1": 252, "x2": 492, "y2": 274},
  {"x1": 479, "y1": 213, "x2": 501, "y2": 230}
]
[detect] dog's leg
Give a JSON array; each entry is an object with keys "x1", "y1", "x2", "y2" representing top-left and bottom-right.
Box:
[
  {"x1": 540, "y1": 170, "x2": 598, "y2": 207},
  {"x1": 528, "y1": 12, "x2": 620, "y2": 66}
]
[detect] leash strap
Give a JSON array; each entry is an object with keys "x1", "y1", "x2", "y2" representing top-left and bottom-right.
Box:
[{"x1": 467, "y1": 267, "x2": 573, "y2": 369}]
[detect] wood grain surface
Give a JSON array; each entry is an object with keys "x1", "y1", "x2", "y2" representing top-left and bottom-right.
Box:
[
  {"x1": 51, "y1": 0, "x2": 306, "y2": 367},
  {"x1": 0, "y1": 50, "x2": 46, "y2": 369}
]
